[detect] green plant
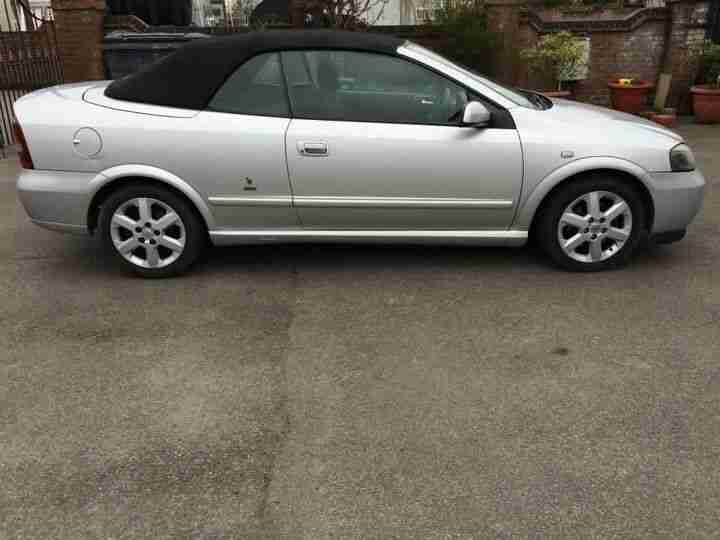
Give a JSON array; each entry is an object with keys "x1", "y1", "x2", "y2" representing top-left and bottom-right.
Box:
[
  {"x1": 433, "y1": 0, "x2": 498, "y2": 76},
  {"x1": 693, "y1": 39, "x2": 720, "y2": 89},
  {"x1": 520, "y1": 31, "x2": 587, "y2": 91}
]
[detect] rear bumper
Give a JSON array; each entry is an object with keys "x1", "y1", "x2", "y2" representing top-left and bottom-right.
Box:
[
  {"x1": 648, "y1": 169, "x2": 705, "y2": 234},
  {"x1": 17, "y1": 169, "x2": 94, "y2": 234}
]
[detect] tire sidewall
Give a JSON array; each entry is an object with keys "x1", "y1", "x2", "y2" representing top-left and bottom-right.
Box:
[
  {"x1": 539, "y1": 175, "x2": 648, "y2": 272},
  {"x1": 98, "y1": 184, "x2": 206, "y2": 277}
]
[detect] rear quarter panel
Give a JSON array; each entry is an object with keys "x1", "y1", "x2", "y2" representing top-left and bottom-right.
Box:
[{"x1": 15, "y1": 84, "x2": 296, "y2": 230}]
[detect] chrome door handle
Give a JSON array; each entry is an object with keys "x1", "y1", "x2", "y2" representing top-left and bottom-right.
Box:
[{"x1": 298, "y1": 141, "x2": 328, "y2": 156}]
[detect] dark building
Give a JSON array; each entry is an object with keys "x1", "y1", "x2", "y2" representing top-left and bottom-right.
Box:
[
  {"x1": 250, "y1": 0, "x2": 291, "y2": 24},
  {"x1": 107, "y1": 0, "x2": 193, "y2": 26}
]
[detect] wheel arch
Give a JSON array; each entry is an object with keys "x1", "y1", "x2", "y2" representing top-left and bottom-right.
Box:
[
  {"x1": 517, "y1": 159, "x2": 655, "y2": 235},
  {"x1": 87, "y1": 165, "x2": 214, "y2": 234}
]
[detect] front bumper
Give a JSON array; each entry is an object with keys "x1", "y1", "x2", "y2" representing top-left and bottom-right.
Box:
[
  {"x1": 17, "y1": 169, "x2": 95, "y2": 234},
  {"x1": 648, "y1": 169, "x2": 705, "y2": 234}
]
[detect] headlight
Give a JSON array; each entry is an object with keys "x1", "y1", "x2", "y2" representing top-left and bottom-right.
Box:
[{"x1": 670, "y1": 143, "x2": 696, "y2": 172}]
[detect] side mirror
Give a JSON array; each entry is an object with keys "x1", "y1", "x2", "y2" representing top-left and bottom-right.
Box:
[{"x1": 462, "y1": 101, "x2": 491, "y2": 127}]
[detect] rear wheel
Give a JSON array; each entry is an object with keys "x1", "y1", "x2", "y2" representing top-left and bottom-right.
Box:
[
  {"x1": 536, "y1": 175, "x2": 648, "y2": 271},
  {"x1": 98, "y1": 184, "x2": 206, "y2": 277}
]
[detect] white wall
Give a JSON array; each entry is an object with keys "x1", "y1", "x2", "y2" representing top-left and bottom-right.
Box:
[
  {"x1": 193, "y1": 0, "x2": 230, "y2": 26},
  {"x1": 366, "y1": 0, "x2": 417, "y2": 25}
]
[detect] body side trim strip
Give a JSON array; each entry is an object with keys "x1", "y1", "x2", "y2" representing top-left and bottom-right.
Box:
[
  {"x1": 208, "y1": 196, "x2": 292, "y2": 207},
  {"x1": 295, "y1": 196, "x2": 514, "y2": 209},
  {"x1": 208, "y1": 195, "x2": 514, "y2": 209}
]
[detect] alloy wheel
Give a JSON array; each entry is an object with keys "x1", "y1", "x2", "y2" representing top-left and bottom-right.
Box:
[
  {"x1": 110, "y1": 197, "x2": 186, "y2": 269},
  {"x1": 556, "y1": 190, "x2": 633, "y2": 263}
]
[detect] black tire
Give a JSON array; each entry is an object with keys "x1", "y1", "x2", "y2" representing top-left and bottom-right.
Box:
[
  {"x1": 98, "y1": 184, "x2": 206, "y2": 278},
  {"x1": 535, "y1": 173, "x2": 648, "y2": 272}
]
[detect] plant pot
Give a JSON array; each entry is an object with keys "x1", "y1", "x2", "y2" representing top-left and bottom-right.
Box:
[
  {"x1": 691, "y1": 85, "x2": 720, "y2": 124},
  {"x1": 541, "y1": 90, "x2": 572, "y2": 99},
  {"x1": 607, "y1": 81, "x2": 653, "y2": 114},
  {"x1": 649, "y1": 111, "x2": 677, "y2": 128}
]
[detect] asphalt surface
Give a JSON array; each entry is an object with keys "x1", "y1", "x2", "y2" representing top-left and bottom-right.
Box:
[{"x1": 1, "y1": 123, "x2": 719, "y2": 539}]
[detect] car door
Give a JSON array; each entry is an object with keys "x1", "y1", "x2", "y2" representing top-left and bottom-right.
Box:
[
  {"x1": 189, "y1": 52, "x2": 299, "y2": 230},
  {"x1": 281, "y1": 50, "x2": 523, "y2": 230}
]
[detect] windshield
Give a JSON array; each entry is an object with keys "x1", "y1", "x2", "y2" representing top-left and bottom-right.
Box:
[{"x1": 402, "y1": 42, "x2": 537, "y2": 109}]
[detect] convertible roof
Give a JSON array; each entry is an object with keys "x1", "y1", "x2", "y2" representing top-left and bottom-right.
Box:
[{"x1": 104, "y1": 30, "x2": 405, "y2": 110}]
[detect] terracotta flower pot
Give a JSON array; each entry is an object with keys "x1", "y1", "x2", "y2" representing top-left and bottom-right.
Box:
[
  {"x1": 649, "y1": 112, "x2": 677, "y2": 128},
  {"x1": 607, "y1": 81, "x2": 653, "y2": 114},
  {"x1": 542, "y1": 90, "x2": 572, "y2": 99},
  {"x1": 691, "y1": 85, "x2": 720, "y2": 124},
  {"x1": 644, "y1": 107, "x2": 677, "y2": 128}
]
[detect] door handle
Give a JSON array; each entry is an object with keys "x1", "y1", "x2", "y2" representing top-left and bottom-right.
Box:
[{"x1": 298, "y1": 141, "x2": 328, "y2": 156}]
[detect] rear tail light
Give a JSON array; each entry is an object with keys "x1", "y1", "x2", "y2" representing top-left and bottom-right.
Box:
[{"x1": 13, "y1": 122, "x2": 34, "y2": 169}]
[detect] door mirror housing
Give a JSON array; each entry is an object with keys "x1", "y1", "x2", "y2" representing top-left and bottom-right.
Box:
[{"x1": 462, "y1": 101, "x2": 491, "y2": 127}]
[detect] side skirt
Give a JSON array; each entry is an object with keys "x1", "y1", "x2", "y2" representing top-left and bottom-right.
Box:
[
  {"x1": 32, "y1": 219, "x2": 89, "y2": 235},
  {"x1": 209, "y1": 229, "x2": 528, "y2": 246}
]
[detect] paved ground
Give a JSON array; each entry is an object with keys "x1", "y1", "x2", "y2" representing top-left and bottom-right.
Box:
[{"x1": 1, "y1": 124, "x2": 719, "y2": 539}]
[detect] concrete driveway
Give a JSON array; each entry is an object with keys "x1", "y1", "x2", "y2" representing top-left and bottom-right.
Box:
[{"x1": 1, "y1": 124, "x2": 719, "y2": 539}]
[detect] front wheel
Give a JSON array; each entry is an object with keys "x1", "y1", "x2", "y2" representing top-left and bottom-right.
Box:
[
  {"x1": 536, "y1": 175, "x2": 648, "y2": 271},
  {"x1": 98, "y1": 184, "x2": 206, "y2": 278}
]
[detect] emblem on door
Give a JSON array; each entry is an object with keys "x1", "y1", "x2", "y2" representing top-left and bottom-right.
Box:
[{"x1": 243, "y1": 177, "x2": 257, "y2": 191}]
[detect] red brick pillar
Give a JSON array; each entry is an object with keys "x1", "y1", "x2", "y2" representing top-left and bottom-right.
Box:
[
  {"x1": 290, "y1": 0, "x2": 306, "y2": 27},
  {"x1": 51, "y1": 0, "x2": 106, "y2": 82},
  {"x1": 666, "y1": 0, "x2": 710, "y2": 112},
  {"x1": 486, "y1": 0, "x2": 524, "y2": 85}
]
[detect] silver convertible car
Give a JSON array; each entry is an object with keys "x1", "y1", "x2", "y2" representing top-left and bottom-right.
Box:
[{"x1": 15, "y1": 30, "x2": 705, "y2": 277}]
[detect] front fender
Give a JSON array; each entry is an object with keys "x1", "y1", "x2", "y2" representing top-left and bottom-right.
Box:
[
  {"x1": 512, "y1": 157, "x2": 654, "y2": 230},
  {"x1": 90, "y1": 164, "x2": 215, "y2": 229}
]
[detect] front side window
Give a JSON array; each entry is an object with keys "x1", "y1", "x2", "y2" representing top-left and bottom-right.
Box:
[
  {"x1": 281, "y1": 50, "x2": 471, "y2": 125},
  {"x1": 402, "y1": 42, "x2": 537, "y2": 109},
  {"x1": 208, "y1": 52, "x2": 289, "y2": 117}
]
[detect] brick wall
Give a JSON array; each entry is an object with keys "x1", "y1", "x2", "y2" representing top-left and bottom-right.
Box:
[
  {"x1": 571, "y1": 21, "x2": 667, "y2": 105},
  {"x1": 506, "y1": 0, "x2": 710, "y2": 111}
]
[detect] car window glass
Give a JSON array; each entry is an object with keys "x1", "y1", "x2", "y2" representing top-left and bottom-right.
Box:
[
  {"x1": 281, "y1": 50, "x2": 470, "y2": 124},
  {"x1": 403, "y1": 42, "x2": 536, "y2": 109},
  {"x1": 208, "y1": 52, "x2": 289, "y2": 116}
]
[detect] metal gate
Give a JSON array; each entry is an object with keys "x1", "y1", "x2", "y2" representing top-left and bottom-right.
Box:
[{"x1": 0, "y1": 0, "x2": 63, "y2": 148}]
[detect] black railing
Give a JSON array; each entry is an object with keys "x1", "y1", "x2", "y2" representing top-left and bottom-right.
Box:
[{"x1": 0, "y1": 0, "x2": 63, "y2": 148}]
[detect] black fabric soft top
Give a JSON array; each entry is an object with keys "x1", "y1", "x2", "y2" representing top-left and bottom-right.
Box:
[{"x1": 105, "y1": 30, "x2": 405, "y2": 110}]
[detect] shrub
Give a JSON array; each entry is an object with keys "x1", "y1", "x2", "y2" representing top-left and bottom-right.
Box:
[
  {"x1": 433, "y1": 0, "x2": 498, "y2": 76},
  {"x1": 521, "y1": 31, "x2": 587, "y2": 91},
  {"x1": 693, "y1": 40, "x2": 720, "y2": 88}
]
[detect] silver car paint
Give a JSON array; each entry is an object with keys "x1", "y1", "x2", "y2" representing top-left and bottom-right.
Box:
[
  {"x1": 508, "y1": 100, "x2": 703, "y2": 233},
  {"x1": 18, "y1": 84, "x2": 299, "y2": 231},
  {"x1": 14, "y1": 43, "x2": 705, "y2": 246},
  {"x1": 285, "y1": 118, "x2": 522, "y2": 229}
]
